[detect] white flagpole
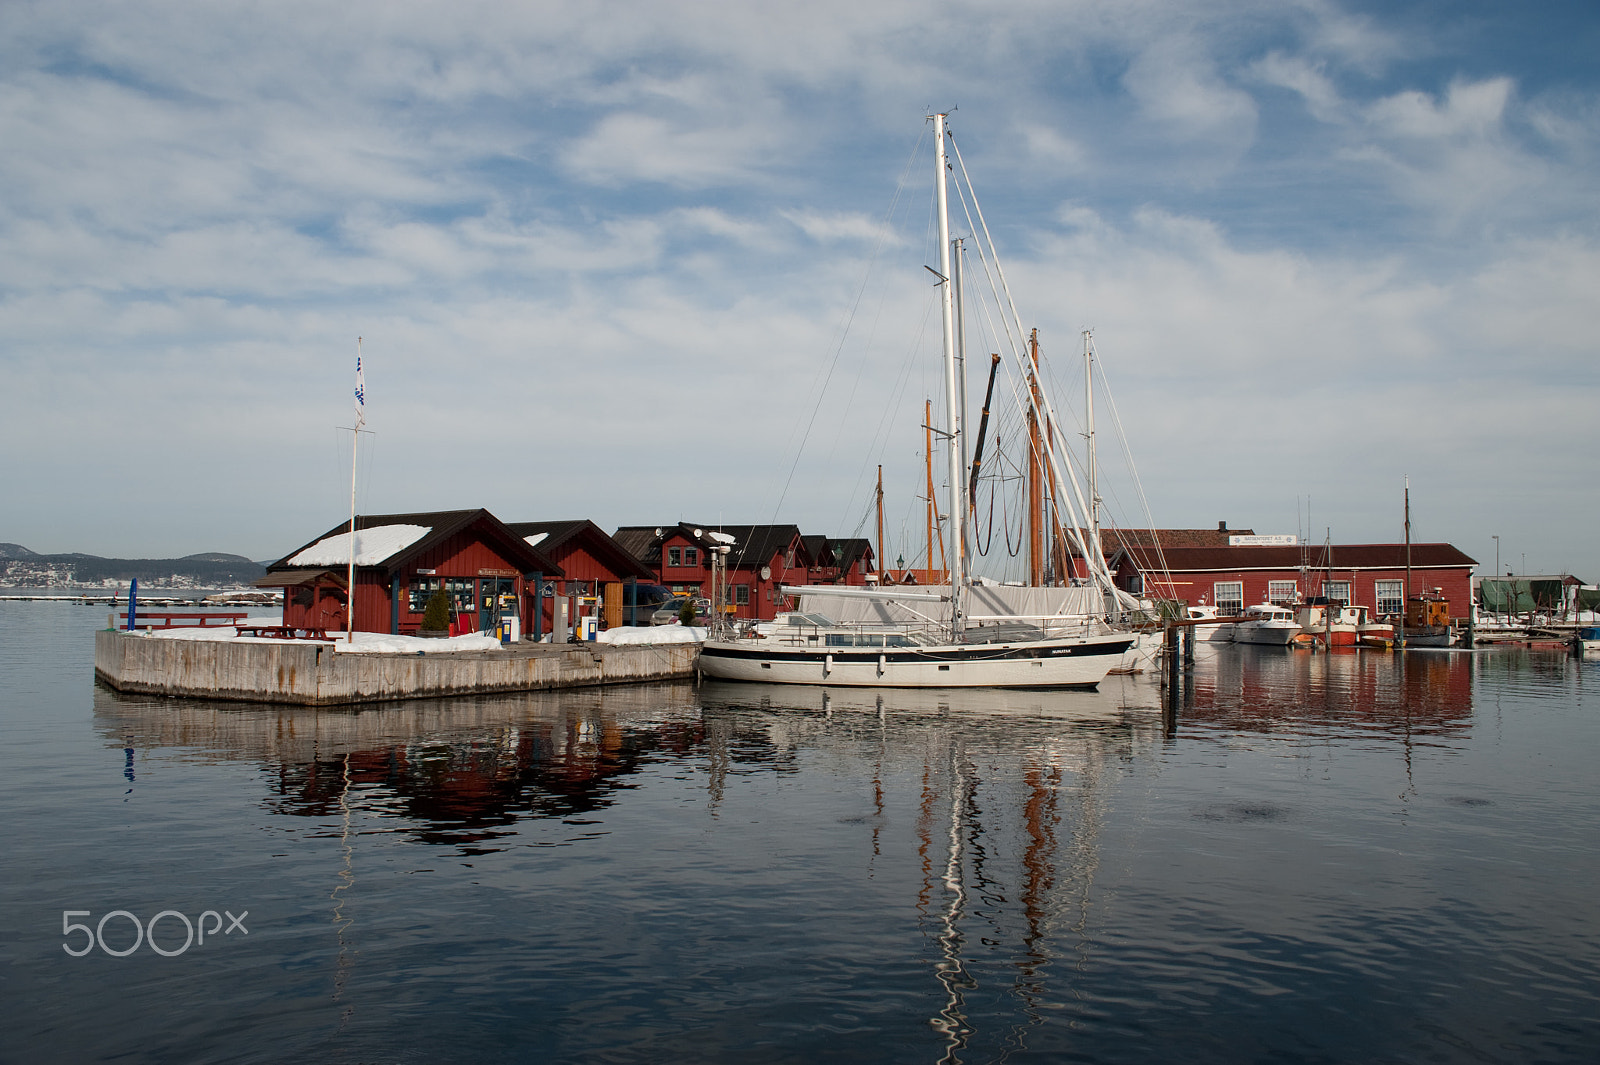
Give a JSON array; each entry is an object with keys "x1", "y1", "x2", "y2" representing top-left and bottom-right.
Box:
[{"x1": 347, "y1": 338, "x2": 364, "y2": 644}]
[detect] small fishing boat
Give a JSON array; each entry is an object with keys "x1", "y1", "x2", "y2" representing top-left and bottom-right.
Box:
[
  {"x1": 1353, "y1": 605, "x2": 1395, "y2": 648},
  {"x1": 1400, "y1": 594, "x2": 1453, "y2": 647},
  {"x1": 1296, "y1": 598, "x2": 1360, "y2": 647}
]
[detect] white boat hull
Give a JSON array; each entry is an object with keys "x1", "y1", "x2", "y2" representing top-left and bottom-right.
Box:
[
  {"x1": 1232, "y1": 622, "x2": 1302, "y2": 646},
  {"x1": 697, "y1": 632, "x2": 1136, "y2": 689}
]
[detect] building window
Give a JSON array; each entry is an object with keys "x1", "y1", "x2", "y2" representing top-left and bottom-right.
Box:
[
  {"x1": 734, "y1": 584, "x2": 750, "y2": 605},
  {"x1": 667, "y1": 546, "x2": 682, "y2": 567},
  {"x1": 684, "y1": 547, "x2": 699, "y2": 567},
  {"x1": 1267, "y1": 580, "x2": 1298, "y2": 606},
  {"x1": 1322, "y1": 580, "x2": 1351, "y2": 605},
  {"x1": 1375, "y1": 580, "x2": 1403, "y2": 615},
  {"x1": 408, "y1": 576, "x2": 441, "y2": 613},
  {"x1": 1214, "y1": 581, "x2": 1244, "y2": 615}
]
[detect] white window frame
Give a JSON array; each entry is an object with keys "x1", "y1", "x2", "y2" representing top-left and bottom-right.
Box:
[
  {"x1": 1375, "y1": 580, "x2": 1403, "y2": 616},
  {"x1": 1267, "y1": 580, "x2": 1298, "y2": 606},
  {"x1": 667, "y1": 546, "x2": 682, "y2": 567},
  {"x1": 1322, "y1": 580, "x2": 1351, "y2": 605},
  {"x1": 1214, "y1": 581, "x2": 1244, "y2": 615}
]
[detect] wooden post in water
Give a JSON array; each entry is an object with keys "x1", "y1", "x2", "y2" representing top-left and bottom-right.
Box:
[
  {"x1": 1165, "y1": 621, "x2": 1180, "y2": 704},
  {"x1": 1183, "y1": 623, "x2": 1194, "y2": 672}
]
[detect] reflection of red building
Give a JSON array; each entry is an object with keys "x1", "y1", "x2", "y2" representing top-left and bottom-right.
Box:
[
  {"x1": 1187, "y1": 644, "x2": 1477, "y2": 733},
  {"x1": 258, "y1": 509, "x2": 561, "y2": 636},
  {"x1": 265, "y1": 715, "x2": 709, "y2": 847},
  {"x1": 502, "y1": 520, "x2": 657, "y2": 632}
]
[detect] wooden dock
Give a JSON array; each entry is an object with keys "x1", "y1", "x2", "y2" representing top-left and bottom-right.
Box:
[{"x1": 94, "y1": 629, "x2": 698, "y2": 706}]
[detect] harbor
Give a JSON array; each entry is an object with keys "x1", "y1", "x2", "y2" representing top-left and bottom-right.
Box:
[{"x1": 7, "y1": 596, "x2": 1598, "y2": 1063}]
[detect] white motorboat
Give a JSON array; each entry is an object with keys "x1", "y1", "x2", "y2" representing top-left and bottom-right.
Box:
[
  {"x1": 1186, "y1": 605, "x2": 1235, "y2": 643},
  {"x1": 1231, "y1": 604, "x2": 1303, "y2": 646}
]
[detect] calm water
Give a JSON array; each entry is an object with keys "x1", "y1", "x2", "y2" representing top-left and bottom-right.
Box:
[{"x1": 2, "y1": 601, "x2": 1597, "y2": 1064}]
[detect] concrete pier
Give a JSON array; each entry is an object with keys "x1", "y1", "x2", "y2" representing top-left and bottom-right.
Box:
[{"x1": 94, "y1": 629, "x2": 698, "y2": 706}]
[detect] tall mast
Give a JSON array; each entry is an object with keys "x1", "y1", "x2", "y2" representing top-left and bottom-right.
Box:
[
  {"x1": 1027, "y1": 329, "x2": 1044, "y2": 586},
  {"x1": 1404, "y1": 477, "x2": 1412, "y2": 604},
  {"x1": 875, "y1": 465, "x2": 885, "y2": 584},
  {"x1": 934, "y1": 111, "x2": 965, "y2": 636},
  {"x1": 1084, "y1": 329, "x2": 1100, "y2": 570},
  {"x1": 346, "y1": 336, "x2": 363, "y2": 644},
  {"x1": 925, "y1": 399, "x2": 937, "y2": 584}
]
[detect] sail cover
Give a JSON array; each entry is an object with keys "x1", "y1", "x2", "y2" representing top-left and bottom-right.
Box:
[{"x1": 794, "y1": 584, "x2": 1102, "y2": 626}]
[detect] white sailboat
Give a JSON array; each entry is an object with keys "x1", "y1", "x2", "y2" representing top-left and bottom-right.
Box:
[{"x1": 697, "y1": 114, "x2": 1136, "y2": 689}]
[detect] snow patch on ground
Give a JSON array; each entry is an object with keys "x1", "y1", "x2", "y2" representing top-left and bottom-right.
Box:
[
  {"x1": 597, "y1": 626, "x2": 706, "y2": 645},
  {"x1": 137, "y1": 622, "x2": 505, "y2": 653}
]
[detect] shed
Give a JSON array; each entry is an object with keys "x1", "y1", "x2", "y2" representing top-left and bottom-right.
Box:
[{"x1": 260, "y1": 509, "x2": 562, "y2": 637}]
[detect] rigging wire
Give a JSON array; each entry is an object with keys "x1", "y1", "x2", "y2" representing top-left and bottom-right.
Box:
[{"x1": 769, "y1": 128, "x2": 929, "y2": 524}]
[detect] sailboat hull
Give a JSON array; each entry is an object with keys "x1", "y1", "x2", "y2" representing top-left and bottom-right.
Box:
[{"x1": 696, "y1": 632, "x2": 1135, "y2": 689}]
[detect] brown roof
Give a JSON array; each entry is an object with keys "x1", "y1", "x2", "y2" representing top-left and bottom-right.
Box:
[
  {"x1": 1120, "y1": 543, "x2": 1477, "y2": 573},
  {"x1": 503, "y1": 520, "x2": 655, "y2": 581}
]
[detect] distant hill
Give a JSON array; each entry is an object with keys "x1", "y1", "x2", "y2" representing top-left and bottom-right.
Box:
[{"x1": 0, "y1": 545, "x2": 266, "y2": 590}]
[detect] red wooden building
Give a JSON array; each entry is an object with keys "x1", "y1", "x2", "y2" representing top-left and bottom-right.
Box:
[
  {"x1": 613, "y1": 523, "x2": 875, "y2": 622},
  {"x1": 1111, "y1": 541, "x2": 1478, "y2": 622},
  {"x1": 503, "y1": 520, "x2": 658, "y2": 633},
  {"x1": 258, "y1": 509, "x2": 561, "y2": 637}
]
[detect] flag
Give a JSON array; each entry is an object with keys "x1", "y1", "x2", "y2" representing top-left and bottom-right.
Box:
[{"x1": 354, "y1": 350, "x2": 366, "y2": 429}]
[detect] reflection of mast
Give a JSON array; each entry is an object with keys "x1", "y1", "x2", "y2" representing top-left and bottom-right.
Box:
[
  {"x1": 330, "y1": 752, "x2": 356, "y2": 1029},
  {"x1": 931, "y1": 743, "x2": 975, "y2": 1060}
]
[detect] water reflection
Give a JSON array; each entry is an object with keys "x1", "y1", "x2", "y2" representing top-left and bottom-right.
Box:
[
  {"x1": 86, "y1": 647, "x2": 1549, "y2": 1062},
  {"x1": 94, "y1": 682, "x2": 708, "y2": 852},
  {"x1": 1185, "y1": 645, "x2": 1478, "y2": 738}
]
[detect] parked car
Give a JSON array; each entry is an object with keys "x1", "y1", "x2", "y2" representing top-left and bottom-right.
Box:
[
  {"x1": 651, "y1": 596, "x2": 712, "y2": 626},
  {"x1": 621, "y1": 583, "x2": 675, "y2": 626}
]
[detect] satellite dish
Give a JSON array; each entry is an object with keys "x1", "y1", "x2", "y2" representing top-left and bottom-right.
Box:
[{"x1": 759, "y1": 565, "x2": 771, "y2": 581}]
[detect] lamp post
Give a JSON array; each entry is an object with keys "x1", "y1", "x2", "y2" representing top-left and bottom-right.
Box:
[{"x1": 1493, "y1": 535, "x2": 1499, "y2": 576}]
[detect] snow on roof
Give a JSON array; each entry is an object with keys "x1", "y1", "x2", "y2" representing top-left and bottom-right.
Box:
[
  {"x1": 287, "y1": 524, "x2": 431, "y2": 567},
  {"x1": 524, "y1": 532, "x2": 548, "y2": 547}
]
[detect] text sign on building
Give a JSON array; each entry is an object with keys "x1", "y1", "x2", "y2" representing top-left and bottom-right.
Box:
[
  {"x1": 1229, "y1": 535, "x2": 1300, "y2": 546},
  {"x1": 478, "y1": 568, "x2": 517, "y2": 577}
]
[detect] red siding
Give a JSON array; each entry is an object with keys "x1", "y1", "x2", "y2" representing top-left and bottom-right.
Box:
[
  {"x1": 1143, "y1": 565, "x2": 1474, "y2": 621},
  {"x1": 282, "y1": 527, "x2": 530, "y2": 635}
]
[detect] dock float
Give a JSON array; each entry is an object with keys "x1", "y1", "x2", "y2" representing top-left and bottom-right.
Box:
[{"x1": 94, "y1": 629, "x2": 698, "y2": 707}]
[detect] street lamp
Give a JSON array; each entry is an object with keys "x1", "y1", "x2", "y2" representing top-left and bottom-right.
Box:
[{"x1": 1493, "y1": 535, "x2": 1499, "y2": 575}]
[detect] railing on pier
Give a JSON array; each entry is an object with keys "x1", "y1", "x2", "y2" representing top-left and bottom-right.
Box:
[{"x1": 115, "y1": 611, "x2": 250, "y2": 630}]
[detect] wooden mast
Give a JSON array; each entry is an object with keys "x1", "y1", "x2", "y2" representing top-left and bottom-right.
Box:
[
  {"x1": 921, "y1": 396, "x2": 940, "y2": 582},
  {"x1": 876, "y1": 465, "x2": 886, "y2": 584}
]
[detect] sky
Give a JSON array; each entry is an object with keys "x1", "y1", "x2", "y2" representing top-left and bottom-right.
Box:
[{"x1": 2, "y1": 0, "x2": 1596, "y2": 579}]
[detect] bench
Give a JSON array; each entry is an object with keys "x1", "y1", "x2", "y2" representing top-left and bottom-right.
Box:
[{"x1": 235, "y1": 625, "x2": 336, "y2": 642}]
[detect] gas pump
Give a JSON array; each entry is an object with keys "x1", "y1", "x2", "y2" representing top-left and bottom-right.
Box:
[
  {"x1": 495, "y1": 593, "x2": 520, "y2": 643},
  {"x1": 577, "y1": 595, "x2": 600, "y2": 641}
]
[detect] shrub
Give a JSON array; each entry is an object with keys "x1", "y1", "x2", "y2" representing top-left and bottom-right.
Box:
[
  {"x1": 679, "y1": 598, "x2": 697, "y2": 626},
  {"x1": 422, "y1": 586, "x2": 452, "y2": 632}
]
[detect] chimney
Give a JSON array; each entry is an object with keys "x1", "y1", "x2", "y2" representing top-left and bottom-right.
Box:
[{"x1": 1218, "y1": 521, "x2": 1228, "y2": 533}]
